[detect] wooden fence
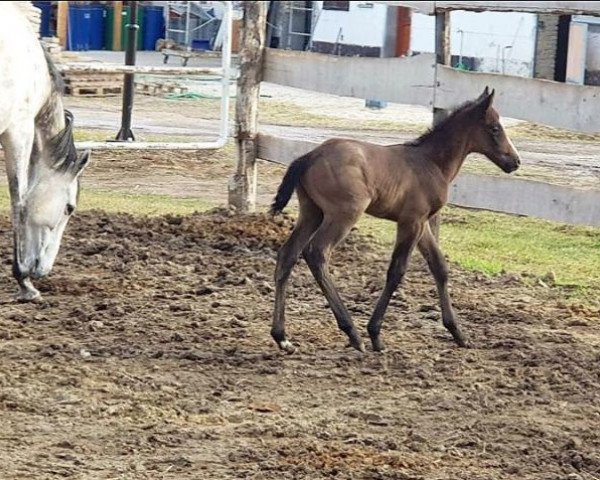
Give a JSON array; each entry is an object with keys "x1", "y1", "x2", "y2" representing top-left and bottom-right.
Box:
[{"x1": 230, "y1": 1, "x2": 600, "y2": 227}]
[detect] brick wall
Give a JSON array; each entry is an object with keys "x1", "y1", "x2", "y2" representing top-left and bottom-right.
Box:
[{"x1": 533, "y1": 14, "x2": 560, "y2": 80}]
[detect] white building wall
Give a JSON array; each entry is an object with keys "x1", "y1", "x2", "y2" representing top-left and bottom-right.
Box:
[
  {"x1": 312, "y1": 1, "x2": 388, "y2": 48},
  {"x1": 311, "y1": 5, "x2": 538, "y2": 77}
]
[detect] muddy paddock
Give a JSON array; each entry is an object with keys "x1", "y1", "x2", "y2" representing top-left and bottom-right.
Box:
[{"x1": 0, "y1": 209, "x2": 599, "y2": 479}]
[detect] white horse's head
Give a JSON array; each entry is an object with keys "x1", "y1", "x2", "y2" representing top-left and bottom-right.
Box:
[{"x1": 15, "y1": 111, "x2": 90, "y2": 279}]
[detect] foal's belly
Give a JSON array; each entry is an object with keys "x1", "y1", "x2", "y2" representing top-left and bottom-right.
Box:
[
  {"x1": 365, "y1": 202, "x2": 399, "y2": 222},
  {"x1": 365, "y1": 189, "x2": 437, "y2": 223}
]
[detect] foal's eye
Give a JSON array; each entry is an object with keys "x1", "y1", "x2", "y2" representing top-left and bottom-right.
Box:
[
  {"x1": 490, "y1": 125, "x2": 501, "y2": 136},
  {"x1": 65, "y1": 204, "x2": 75, "y2": 216}
]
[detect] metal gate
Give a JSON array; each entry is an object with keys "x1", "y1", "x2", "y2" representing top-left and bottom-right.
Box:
[{"x1": 60, "y1": 1, "x2": 234, "y2": 151}]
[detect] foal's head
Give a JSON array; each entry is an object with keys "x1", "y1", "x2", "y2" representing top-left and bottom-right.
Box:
[{"x1": 465, "y1": 87, "x2": 521, "y2": 173}]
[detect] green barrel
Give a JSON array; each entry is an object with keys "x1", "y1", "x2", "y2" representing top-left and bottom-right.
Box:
[
  {"x1": 121, "y1": 5, "x2": 144, "y2": 51},
  {"x1": 104, "y1": 5, "x2": 114, "y2": 50}
]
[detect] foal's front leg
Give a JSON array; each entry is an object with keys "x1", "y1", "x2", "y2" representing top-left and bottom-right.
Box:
[
  {"x1": 367, "y1": 222, "x2": 423, "y2": 352},
  {"x1": 417, "y1": 224, "x2": 468, "y2": 347}
]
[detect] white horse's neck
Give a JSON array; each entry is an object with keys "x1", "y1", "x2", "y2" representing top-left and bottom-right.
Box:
[{"x1": 22, "y1": 88, "x2": 67, "y2": 195}]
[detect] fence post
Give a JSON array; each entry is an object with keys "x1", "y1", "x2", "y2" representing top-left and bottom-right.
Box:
[
  {"x1": 113, "y1": 1, "x2": 123, "y2": 51},
  {"x1": 228, "y1": 1, "x2": 267, "y2": 213},
  {"x1": 115, "y1": 1, "x2": 139, "y2": 142},
  {"x1": 57, "y1": 1, "x2": 68, "y2": 48},
  {"x1": 430, "y1": 10, "x2": 450, "y2": 240}
]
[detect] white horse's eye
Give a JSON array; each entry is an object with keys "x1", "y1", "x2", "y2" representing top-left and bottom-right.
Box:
[{"x1": 65, "y1": 204, "x2": 75, "y2": 216}]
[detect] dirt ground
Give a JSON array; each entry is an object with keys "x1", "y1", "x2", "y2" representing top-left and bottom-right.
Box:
[
  {"x1": 0, "y1": 208, "x2": 599, "y2": 480},
  {"x1": 76, "y1": 148, "x2": 288, "y2": 207}
]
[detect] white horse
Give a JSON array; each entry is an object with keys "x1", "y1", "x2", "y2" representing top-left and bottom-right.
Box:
[{"x1": 0, "y1": 3, "x2": 90, "y2": 301}]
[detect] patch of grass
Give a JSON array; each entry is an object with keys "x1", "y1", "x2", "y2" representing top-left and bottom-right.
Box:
[
  {"x1": 259, "y1": 100, "x2": 424, "y2": 132},
  {"x1": 357, "y1": 207, "x2": 600, "y2": 300},
  {"x1": 457, "y1": 160, "x2": 599, "y2": 190},
  {"x1": 79, "y1": 189, "x2": 214, "y2": 216},
  {"x1": 74, "y1": 129, "x2": 207, "y2": 144},
  {"x1": 441, "y1": 208, "x2": 600, "y2": 286},
  {"x1": 153, "y1": 96, "x2": 424, "y2": 132},
  {"x1": 0, "y1": 188, "x2": 213, "y2": 217},
  {"x1": 74, "y1": 129, "x2": 115, "y2": 142},
  {"x1": 507, "y1": 122, "x2": 600, "y2": 143}
]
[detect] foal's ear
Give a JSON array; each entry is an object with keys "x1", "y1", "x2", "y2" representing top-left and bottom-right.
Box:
[
  {"x1": 73, "y1": 149, "x2": 91, "y2": 178},
  {"x1": 475, "y1": 88, "x2": 495, "y2": 116},
  {"x1": 476, "y1": 86, "x2": 490, "y2": 102}
]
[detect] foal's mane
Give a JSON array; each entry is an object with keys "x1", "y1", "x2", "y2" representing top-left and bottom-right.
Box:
[
  {"x1": 404, "y1": 98, "x2": 479, "y2": 147},
  {"x1": 35, "y1": 44, "x2": 78, "y2": 172}
]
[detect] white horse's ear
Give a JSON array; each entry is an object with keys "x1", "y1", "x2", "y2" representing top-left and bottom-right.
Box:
[
  {"x1": 73, "y1": 149, "x2": 91, "y2": 177},
  {"x1": 64, "y1": 110, "x2": 74, "y2": 126}
]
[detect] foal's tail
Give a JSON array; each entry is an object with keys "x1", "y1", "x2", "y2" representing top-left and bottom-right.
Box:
[{"x1": 270, "y1": 153, "x2": 313, "y2": 215}]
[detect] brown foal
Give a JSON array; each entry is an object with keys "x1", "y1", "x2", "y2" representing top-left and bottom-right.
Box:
[{"x1": 270, "y1": 88, "x2": 521, "y2": 353}]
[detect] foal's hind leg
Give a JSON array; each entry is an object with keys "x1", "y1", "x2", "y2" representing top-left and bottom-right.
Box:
[
  {"x1": 417, "y1": 223, "x2": 468, "y2": 347},
  {"x1": 367, "y1": 221, "x2": 423, "y2": 352},
  {"x1": 271, "y1": 192, "x2": 323, "y2": 353},
  {"x1": 303, "y1": 214, "x2": 365, "y2": 352}
]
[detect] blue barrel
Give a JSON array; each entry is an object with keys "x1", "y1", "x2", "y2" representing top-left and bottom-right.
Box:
[
  {"x1": 68, "y1": 5, "x2": 92, "y2": 51},
  {"x1": 143, "y1": 6, "x2": 165, "y2": 51},
  {"x1": 89, "y1": 5, "x2": 106, "y2": 50},
  {"x1": 192, "y1": 39, "x2": 210, "y2": 51},
  {"x1": 33, "y1": 1, "x2": 52, "y2": 37}
]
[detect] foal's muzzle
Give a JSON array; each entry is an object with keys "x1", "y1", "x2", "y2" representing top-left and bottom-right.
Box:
[{"x1": 500, "y1": 154, "x2": 521, "y2": 173}]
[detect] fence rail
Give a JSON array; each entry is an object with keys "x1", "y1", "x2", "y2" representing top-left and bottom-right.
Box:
[
  {"x1": 436, "y1": 66, "x2": 600, "y2": 133},
  {"x1": 263, "y1": 49, "x2": 435, "y2": 107}
]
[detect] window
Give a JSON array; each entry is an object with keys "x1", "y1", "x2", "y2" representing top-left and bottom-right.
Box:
[{"x1": 323, "y1": 1, "x2": 350, "y2": 11}]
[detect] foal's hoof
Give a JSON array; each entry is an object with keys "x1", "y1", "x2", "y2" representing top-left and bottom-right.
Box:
[
  {"x1": 451, "y1": 328, "x2": 471, "y2": 348},
  {"x1": 15, "y1": 289, "x2": 42, "y2": 303},
  {"x1": 451, "y1": 331, "x2": 471, "y2": 348},
  {"x1": 370, "y1": 338, "x2": 385, "y2": 353},
  {"x1": 346, "y1": 336, "x2": 366, "y2": 353},
  {"x1": 278, "y1": 340, "x2": 297, "y2": 354}
]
